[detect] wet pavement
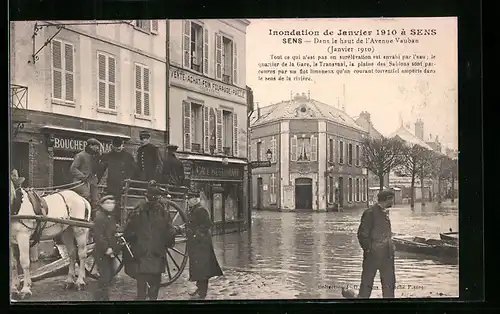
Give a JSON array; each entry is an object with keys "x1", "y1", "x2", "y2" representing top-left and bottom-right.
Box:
[{"x1": 14, "y1": 200, "x2": 458, "y2": 301}]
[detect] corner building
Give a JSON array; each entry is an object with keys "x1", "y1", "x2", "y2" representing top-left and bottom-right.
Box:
[
  {"x1": 168, "y1": 19, "x2": 250, "y2": 233},
  {"x1": 250, "y1": 93, "x2": 369, "y2": 211},
  {"x1": 10, "y1": 20, "x2": 167, "y2": 188}
]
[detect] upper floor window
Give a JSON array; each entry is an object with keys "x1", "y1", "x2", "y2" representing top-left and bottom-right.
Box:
[
  {"x1": 328, "y1": 138, "x2": 334, "y2": 163},
  {"x1": 348, "y1": 143, "x2": 353, "y2": 165},
  {"x1": 190, "y1": 102, "x2": 203, "y2": 153},
  {"x1": 257, "y1": 141, "x2": 262, "y2": 161},
  {"x1": 290, "y1": 135, "x2": 317, "y2": 162},
  {"x1": 215, "y1": 33, "x2": 238, "y2": 84},
  {"x1": 222, "y1": 110, "x2": 233, "y2": 155},
  {"x1": 339, "y1": 141, "x2": 344, "y2": 164},
  {"x1": 270, "y1": 137, "x2": 277, "y2": 163},
  {"x1": 135, "y1": 20, "x2": 158, "y2": 34},
  {"x1": 355, "y1": 144, "x2": 360, "y2": 166},
  {"x1": 52, "y1": 39, "x2": 75, "y2": 103},
  {"x1": 183, "y1": 20, "x2": 208, "y2": 75},
  {"x1": 97, "y1": 52, "x2": 116, "y2": 110},
  {"x1": 134, "y1": 63, "x2": 150, "y2": 117}
]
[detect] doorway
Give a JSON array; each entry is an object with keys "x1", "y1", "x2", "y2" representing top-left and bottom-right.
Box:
[
  {"x1": 11, "y1": 142, "x2": 29, "y2": 184},
  {"x1": 338, "y1": 177, "x2": 344, "y2": 207},
  {"x1": 295, "y1": 178, "x2": 313, "y2": 210},
  {"x1": 256, "y1": 178, "x2": 263, "y2": 210}
]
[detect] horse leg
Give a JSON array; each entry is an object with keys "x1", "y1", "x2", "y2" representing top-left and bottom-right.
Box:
[
  {"x1": 30, "y1": 244, "x2": 39, "y2": 262},
  {"x1": 60, "y1": 228, "x2": 77, "y2": 290},
  {"x1": 17, "y1": 233, "x2": 33, "y2": 298},
  {"x1": 73, "y1": 227, "x2": 89, "y2": 290},
  {"x1": 10, "y1": 245, "x2": 20, "y2": 299}
]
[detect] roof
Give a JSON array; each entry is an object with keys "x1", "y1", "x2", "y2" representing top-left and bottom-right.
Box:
[
  {"x1": 388, "y1": 126, "x2": 434, "y2": 150},
  {"x1": 354, "y1": 115, "x2": 383, "y2": 139},
  {"x1": 250, "y1": 95, "x2": 365, "y2": 132}
]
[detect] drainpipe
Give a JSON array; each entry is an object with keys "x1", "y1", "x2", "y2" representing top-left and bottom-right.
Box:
[
  {"x1": 247, "y1": 111, "x2": 253, "y2": 229},
  {"x1": 164, "y1": 19, "x2": 170, "y2": 148}
]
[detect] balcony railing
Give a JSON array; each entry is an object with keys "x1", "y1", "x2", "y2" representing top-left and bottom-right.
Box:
[
  {"x1": 11, "y1": 84, "x2": 28, "y2": 110},
  {"x1": 191, "y1": 143, "x2": 202, "y2": 153},
  {"x1": 223, "y1": 146, "x2": 232, "y2": 156},
  {"x1": 222, "y1": 74, "x2": 231, "y2": 84}
]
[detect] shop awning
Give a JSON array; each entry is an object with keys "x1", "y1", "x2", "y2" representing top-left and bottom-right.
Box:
[
  {"x1": 41, "y1": 125, "x2": 131, "y2": 140},
  {"x1": 182, "y1": 154, "x2": 247, "y2": 164}
]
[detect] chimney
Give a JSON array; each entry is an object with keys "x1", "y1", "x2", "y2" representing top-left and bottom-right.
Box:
[
  {"x1": 414, "y1": 119, "x2": 424, "y2": 140},
  {"x1": 256, "y1": 102, "x2": 261, "y2": 119},
  {"x1": 360, "y1": 111, "x2": 371, "y2": 122},
  {"x1": 307, "y1": 90, "x2": 310, "y2": 99}
]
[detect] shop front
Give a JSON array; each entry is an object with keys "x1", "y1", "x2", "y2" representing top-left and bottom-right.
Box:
[{"x1": 180, "y1": 155, "x2": 247, "y2": 235}]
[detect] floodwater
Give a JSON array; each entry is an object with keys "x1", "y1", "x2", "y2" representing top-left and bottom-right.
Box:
[{"x1": 212, "y1": 201, "x2": 459, "y2": 299}]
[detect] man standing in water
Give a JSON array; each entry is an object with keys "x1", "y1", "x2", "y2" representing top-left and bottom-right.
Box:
[{"x1": 354, "y1": 190, "x2": 396, "y2": 298}]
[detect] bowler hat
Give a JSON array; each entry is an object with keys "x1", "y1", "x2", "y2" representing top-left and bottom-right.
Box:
[
  {"x1": 112, "y1": 137, "x2": 124, "y2": 147},
  {"x1": 377, "y1": 190, "x2": 395, "y2": 202},
  {"x1": 86, "y1": 138, "x2": 102, "y2": 146},
  {"x1": 187, "y1": 189, "x2": 201, "y2": 199},
  {"x1": 139, "y1": 130, "x2": 151, "y2": 139}
]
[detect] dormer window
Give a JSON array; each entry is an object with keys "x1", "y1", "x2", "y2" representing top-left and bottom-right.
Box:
[{"x1": 300, "y1": 106, "x2": 307, "y2": 113}]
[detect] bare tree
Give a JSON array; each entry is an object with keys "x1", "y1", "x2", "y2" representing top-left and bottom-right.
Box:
[
  {"x1": 398, "y1": 143, "x2": 429, "y2": 210},
  {"x1": 416, "y1": 149, "x2": 437, "y2": 205},
  {"x1": 361, "y1": 137, "x2": 406, "y2": 191}
]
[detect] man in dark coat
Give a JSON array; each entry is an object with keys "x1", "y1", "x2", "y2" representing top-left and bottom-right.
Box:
[
  {"x1": 70, "y1": 138, "x2": 103, "y2": 209},
  {"x1": 97, "y1": 137, "x2": 136, "y2": 223},
  {"x1": 123, "y1": 181, "x2": 181, "y2": 300},
  {"x1": 356, "y1": 189, "x2": 396, "y2": 298},
  {"x1": 185, "y1": 190, "x2": 223, "y2": 299},
  {"x1": 161, "y1": 144, "x2": 185, "y2": 187},
  {"x1": 91, "y1": 195, "x2": 122, "y2": 301},
  {"x1": 135, "y1": 130, "x2": 162, "y2": 182}
]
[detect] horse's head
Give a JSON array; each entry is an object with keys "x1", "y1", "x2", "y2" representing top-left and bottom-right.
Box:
[{"x1": 10, "y1": 179, "x2": 26, "y2": 216}]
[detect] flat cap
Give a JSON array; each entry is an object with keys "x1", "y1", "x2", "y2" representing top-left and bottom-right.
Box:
[
  {"x1": 99, "y1": 195, "x2": 115, "y2": 204},
  {"x1": 166, "y1": 144, "x2": 179, "y2": 151},
  {"x1": 139, "y1": 130, "x2": 151, "y2": 139},
  {"x1": 377, "y1": 190, "x2": 395, "y2": 202},
  {"x1": 86, "y1": 138, "x2": 102, "y2": 146},
  {"x1": 112, "y1": 137, "x2": 124, "y2": 147},
  {"x1": 187, "y1": 189, "x2": 201, "y2": 199}
]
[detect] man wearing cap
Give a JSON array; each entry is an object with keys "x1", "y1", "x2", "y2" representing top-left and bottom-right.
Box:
[
  {"x1": 123, "y1": 181, "x2": 181, "y2": 300},
  {"x1": 135, "y1": 130, "x2": 162, "y2": 182},
  {"x1": 161, "y1": 144, "x2": 185, "y2": 187},
  {"x1": 356, "y1": 189, "x2": 396, "y2": 298},
  {"x1": 92, "y1": 195, "x2": 121, "y2": 301},
  {"x1": 185, "y1": 190, "x2": 223, "y2": 299},
  {"x1": 97, "y1": 137, "x2": 136, "y2": 223},
  {"x1": 70, "y1": 138, "x2": 103, "y2": 210}
]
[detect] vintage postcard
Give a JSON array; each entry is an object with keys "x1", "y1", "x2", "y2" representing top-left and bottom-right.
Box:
[{"x1": 10, "y1": 17, "x2": 458, "y2": 302}]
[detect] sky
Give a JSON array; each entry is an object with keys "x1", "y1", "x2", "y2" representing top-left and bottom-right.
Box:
[{"x1": 245, "y1": 17, "x2": 458, "y2": 150}]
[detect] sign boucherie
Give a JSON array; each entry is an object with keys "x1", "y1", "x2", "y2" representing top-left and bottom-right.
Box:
[{"x1": 53, "y1": 136, "x2": 113, "y2": 153}]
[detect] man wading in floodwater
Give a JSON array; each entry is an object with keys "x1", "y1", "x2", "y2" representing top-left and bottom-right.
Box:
[{"x1": 343, "y1": 190, "x2": 396, "y2": 299}]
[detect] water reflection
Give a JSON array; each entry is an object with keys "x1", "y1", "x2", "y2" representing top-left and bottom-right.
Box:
[{"x1": 212, "y1": 202, "x2": 459, "y2": 298}]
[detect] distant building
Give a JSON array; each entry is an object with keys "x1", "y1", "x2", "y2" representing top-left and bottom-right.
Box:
[
  {"x1": 249, "y1": 92, "x2": 369, "y2": 212},
  {"x1": 354, "y1": 111, "x2": 389, "y2": 189}
]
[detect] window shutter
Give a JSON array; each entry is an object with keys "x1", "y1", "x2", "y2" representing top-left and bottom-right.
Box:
[
  {"x1": 271, "y1": 138, "x2": 276, "y2": 163},
  {"x1": 215, "y1": 33, "x2": 222, "y2": 80},
  {"x1": 64, "y1": 43, "x2": 74, "y2": 101},
  {"x1": 203, "y1": 106, "x2": 210, "y2": 153},
  {"x1": 183, "y1": 101, "x2": 191, "y2": 151},
  {"x1": 311, "y1": 135, "x2": 318, "y2": 161},
  {"x1": 203, "y1": 28, "x2": 209, "y2": 75},
  {"x1": 215, "y1": 108, "x2": 223, "y2": 152},
  {"x1": 260, "y1": 140, "x2": 265, "y2": 161},
  {"x1": 97, "y1": 54, "x2": 106, "y2": 108},
  {"x1": 327, "y1": 137, "x2": 331, "y2": 162},
  {"x1": 233, "y1": 42, "x2": 238, "y2": 84},
  {"x1": 233, "y1": 113, "x2": 238, "y2": 157},
  {"x1": 337, "y1": 140, "x2": 341, "y2": 163},
  {"x1": 143, "y1": 67, "x2": 150, "y2": 116},
  {"x1": 151, "y1": 20, "x2": 159, "y2": 34},
  {"x1": 108, "y1": 56, "x2": 116, "y2": 109},
  {"x1": 52, "y1": 40, "x2": 63, "y2": 100},
  {"x1": 182, "y1": 20, "x2": 191, "y2": 69},
  {"x1": 291, "y1": 136, "x2": 297, "y2": 161},
  {"x1": 135, "y1": 65, "x2": 142, "y2": 115}
]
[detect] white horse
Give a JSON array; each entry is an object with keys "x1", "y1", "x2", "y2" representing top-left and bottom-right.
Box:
[{"x1": 10, "y1": 181, "x2": 92, "y2": 299}]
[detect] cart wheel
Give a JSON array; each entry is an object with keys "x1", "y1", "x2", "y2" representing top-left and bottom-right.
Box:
[
  {"x1": 161, "y1": 199, "x2": 189, "y2": 287},
  {"x1": 84, "y1": 244, "x2": 124, "y2": 280}
]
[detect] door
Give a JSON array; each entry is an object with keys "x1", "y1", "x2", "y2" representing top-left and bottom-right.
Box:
[
  {"x1": 256, "y1": 178, "x2": 263, "y2": 209},
  {"x1": 295, "y1": 178, "x2": 313, "y2": 210},
  {"x1": 338, "y1": 177, "x2": 344, "y2": 207},
  {"x1": 11, "y1": 142, "x2": 29, "y2": 184}
]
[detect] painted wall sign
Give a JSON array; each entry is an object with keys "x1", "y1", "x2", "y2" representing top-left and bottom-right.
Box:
[
  {"x1": 190, "y1": 162, "x2": 242, "y2": 181},
  {"x1": 170, "y1": 66, "x2": 246, "y2": 103},
  {"x1": 53, "y1": 136, "x2": 113, "y2": 153}
]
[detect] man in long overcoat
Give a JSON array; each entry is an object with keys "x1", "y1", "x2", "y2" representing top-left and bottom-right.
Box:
[
  {"x1": 70, "y1": 138, "x2": 102, "y2": 209},
  {"x1": 185, "y1": 190, "x2": 223, "y2": 299},
  {"x1": 97, "y1": 137, "x2": 136, "y2": 223},
  {"x1": 355, "y1": 190, "x2": 396, "y2": 298},
  {"x1": 123, "y1": 181, "x2": 181, "y2": 300},
  {"x1": 135, "y1": 130, "x2": 162, "y2": 182},
  {"x1": 161, "y1": 144, "x2": 185, "y2": 187}
]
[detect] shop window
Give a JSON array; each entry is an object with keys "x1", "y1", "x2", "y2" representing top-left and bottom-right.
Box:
[
  {"x1": 213, "y1": 192, "x2": 223, "y2": 223},
  {"x1": 224, "y1": 183, "x2": 239, "y2": 221},
  {"x1": 53, "y1": 150, "x2": 77, "y2": 186}
]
